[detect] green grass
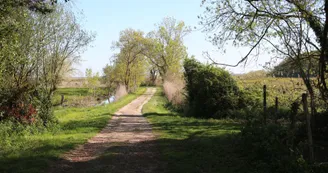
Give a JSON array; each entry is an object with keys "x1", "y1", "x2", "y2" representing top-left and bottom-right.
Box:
[
  {"x1": 55, "y1": 88, "x2": 90, "y2": 96},
  {"x1": 0, "y1": 87, "x2": 146, "y2": 173},
  {"x1": 236, "y1": 77, "x2": 306, "y2": 108},
  {"x1": 142, "y1": 87, "x2": 247, "y2": 173},
  {"x1": 52, "y1": 87, "x2": 109, "y2": 107}
]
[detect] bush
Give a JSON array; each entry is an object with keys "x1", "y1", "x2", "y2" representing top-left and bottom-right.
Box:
[
  {"x1": 0, "y1": 104, "x2": 37, "y2": 123},
  {"x1": 0, "y1": 118, "x2": 60, "y2": 155},
  {"x1": 0, "y1": 88, "x2": 38, "y2": 123},
  {"x1": 183, "y1": 58, "x2": 243, "y2": 118},
  {"x1": 37, "y1": 90, "x2": 57, "y2": 126},
  {"x1": 0, "y1": 87, "x2": 58, "y2": 126},
  {"x1": 240, "y1": 123, "x2": 310, "y2": 173}
]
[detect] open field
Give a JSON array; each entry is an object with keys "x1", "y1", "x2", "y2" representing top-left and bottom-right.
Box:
[
  {"x1": 236, "y1": 77, "x2": 308, "y2": 108},
  {"x1": 0, "y1": 87, "x2": 146, "y2": 173},
  {"x1": 142, "y1": 88, "x2": 245, "y2": 173}
]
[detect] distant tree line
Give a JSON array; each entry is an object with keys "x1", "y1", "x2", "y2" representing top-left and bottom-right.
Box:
[{"x1": 270, "y1": 52, "x2": 320, "y2": 78}]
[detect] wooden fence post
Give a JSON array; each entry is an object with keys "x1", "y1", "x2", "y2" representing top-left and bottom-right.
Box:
[
  {"x1": 275, "y1": 97, "x2": 278, "y2": 123},
  {"x1": 289, "y1": 101, "x2": 298, "y2": 149},
  {"x1": 290, "y1": 102, "x2": 298, "y2": 131},
  {"x1": 263, "y1": 85, "x2": 267, "y2": 125},
  {"x1": 302, "y1": 93, "x2": 314, "y2": 162},
  {"x1": 60, "y1": 94, "x2": 65, "y2": 106}
]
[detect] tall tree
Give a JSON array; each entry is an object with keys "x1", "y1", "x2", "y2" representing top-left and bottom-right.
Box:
[
  {"x1": 34, "y1": 6, "x2": 94, "y2": 97},
  {"x1": 200, "y1": 0, "x2": 328, "y2": 102},
  {"x1": 200, "y1": 0, "x2": 328, "y2": 161},
  {"x1": 0, "y1": 0, "x2": 70, "y2": 85},
  {"x1": 111, "y1": 29, "x2": 148, "y2": 92},
  {"x1": 0, "y1": 5, "x2": 94, "y2": 123},
  {"x1": 145, "y1": 17, "x2": 190, "y2": 78},
  {"x1": 102, "y1": 64, "x2": 118, "y2": 93}
]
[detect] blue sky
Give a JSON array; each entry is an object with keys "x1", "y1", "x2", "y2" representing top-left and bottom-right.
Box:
[{"x1": 71, "y1": 0, "x2": 270, "y2": 76}]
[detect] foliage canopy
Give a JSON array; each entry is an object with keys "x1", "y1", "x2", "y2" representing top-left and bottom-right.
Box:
[{"x1": 184, "y1": 58, "x2": 242, "y2": 118}]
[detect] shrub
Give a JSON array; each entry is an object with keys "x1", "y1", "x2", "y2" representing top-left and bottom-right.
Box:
[
  {"x1": 37, "y1": 90, "x2": 56, "y2": 126},
  {"x1": 240, "y1": 123, "x2": 310, "y2": 173},
  {"x1": 0, "y1": 88, "x2": 38, "y2": 124},
  {"x1": 0, "y1": 86, "x2": 59, "y2": 126},
  {"x1": 0, "y1": 118, "x2": 59, "y2": 155},
  {"x1": 0, "y1": 104, "x2": 37, "y2": 124},
  {"x1": 183, "y1": 58, "x2": 242, "y2": 118}
]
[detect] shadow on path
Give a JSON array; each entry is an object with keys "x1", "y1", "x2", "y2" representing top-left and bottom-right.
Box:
[{"x1": 48, "y1": 88, "x2": 164, "y2": 173}]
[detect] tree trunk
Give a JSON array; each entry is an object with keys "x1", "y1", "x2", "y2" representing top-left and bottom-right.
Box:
[
  {"x1": 302, "y1": 93, "x2": 314, "y2": 162},
  {"x1": 150, "y1": 68, "x2": 157, "y2": 85},
  {"x1": 309, "y1": 92, "x2": 316, "y2": 129},
  {"x1": 298, "y1": 66, "x2": 316, "y2": 129}
]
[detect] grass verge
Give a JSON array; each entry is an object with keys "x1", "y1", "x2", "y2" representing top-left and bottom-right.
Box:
[
  {"x1": 142, "y1": 87, "x2": 247, "y2": 173},
  {"x1": 0, "y1": 87, "x2": 146, "y2": 173}
]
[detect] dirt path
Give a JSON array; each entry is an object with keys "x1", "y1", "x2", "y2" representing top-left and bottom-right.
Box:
[{"x1": 50, "y1": 88, "x2": 164, "y2": 173}]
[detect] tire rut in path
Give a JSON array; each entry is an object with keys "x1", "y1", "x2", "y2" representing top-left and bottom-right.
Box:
[{"x1": 51, "y1": 88, "x2": 164, "y2": 173}]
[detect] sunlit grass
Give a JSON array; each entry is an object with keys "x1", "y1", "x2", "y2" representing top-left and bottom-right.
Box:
[
  {"x1": 236, "y1": 77, "x2": 307, "y2": 108},
  {"x1": 0, "y1": 87, "x2": 146, "y2": 173}
]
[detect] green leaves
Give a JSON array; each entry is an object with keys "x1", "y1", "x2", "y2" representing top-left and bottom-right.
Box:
[
  {"x1": 183, "y1": 58, "x2": 241, "y2": 118},
  {"x1": 199, "y1": 0, "x2": 328, "y2": 102},
  {"x1": 147, "y1": 17, "x2": 190, "y2": 77},
  {"x1": 110, "y1": 29, "x2": 148, "y2": 92},
  {"x1": 108, "y1": 17, "x2": 190, "y2": 91},
  {"x1": 85, "y1": 68, "x2": 100, "y2": 96},
  {"x1": 0, "y1": 4, "x2": 94, "y2": 123}
]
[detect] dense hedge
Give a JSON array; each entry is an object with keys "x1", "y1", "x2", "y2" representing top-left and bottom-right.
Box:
[{"x1": 183, "y1": 58, "x2": 243, "y2": 118}]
